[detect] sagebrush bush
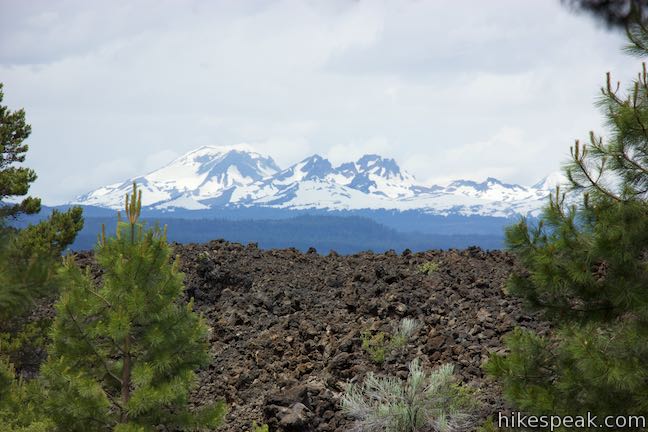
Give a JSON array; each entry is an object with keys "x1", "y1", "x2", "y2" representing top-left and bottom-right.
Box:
[
  {"x1": 341, "y1": 358, "x2": 476, "y2": 432},
  {"x1": 362, "y1": 318, "x2": 421, "y2": 363},
  {"x1": 390, "y1": 318, "x2": 421, "y2": 349}
]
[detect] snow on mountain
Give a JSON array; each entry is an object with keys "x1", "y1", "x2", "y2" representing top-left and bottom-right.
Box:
[
  {"x1": 532, "y1": 171, "x2": 568, "y2": 191},
  {"x1": 74, "y1": 145, "x2": 280, "y2": 209},
  {"x1": 444, "y1": 177, "x2": 537, "y2": 201},
  {"x1": 74, "y1": 145, "x2": 559, "y2": 217},
  {"x1": 341, "y1": 154, "x2": 418, "y2": 198},
  {"x1": 270, "y1": 155, "x2": 336, "y2": 184},
  {"x1": 230, "y1": 155, "x2": 337, "y2": 207},
  {"x1": 227, "y1": 153, "x2": 421, "y2": 208}
]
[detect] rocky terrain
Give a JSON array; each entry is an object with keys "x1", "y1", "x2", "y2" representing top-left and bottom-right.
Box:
[{"x1": 158, "y1": 240, "x2": 548, "y2": 431}]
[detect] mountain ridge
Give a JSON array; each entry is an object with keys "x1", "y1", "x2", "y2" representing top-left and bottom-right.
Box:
[{"x1": 73, "y1": 145, "x2": 566, "y2": 217}]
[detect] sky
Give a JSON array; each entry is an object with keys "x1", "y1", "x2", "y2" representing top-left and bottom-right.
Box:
[{"x1": 0, "y1": 0, "x2": 641, "y2": 204}]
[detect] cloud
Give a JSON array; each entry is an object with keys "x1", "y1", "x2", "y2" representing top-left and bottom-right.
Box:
[
  {"x1": 143, "y1": 149, "x2": 180, "y2": 174},
  {"x1": 402, "y1": 127, "x2": 524, "y2": 185},
  {"x1": 326, "y1": 137, "x2": 394, "y2": 166},
  {"x1": 0, "y1": 0, "x2": 639, "y2": 204}
]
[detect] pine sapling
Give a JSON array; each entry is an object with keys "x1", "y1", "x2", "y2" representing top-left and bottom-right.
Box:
[{"x1": 42, "y1": 183, "x2": 226, "y2": 431}]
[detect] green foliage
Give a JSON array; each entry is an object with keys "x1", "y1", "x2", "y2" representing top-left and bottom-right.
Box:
[
  {"x1": 0, "y1": 82, "x2": 83, "y2": 319},
  {"x1": 361, "y1": 331, "x2": 387, "y2": 364},
  {"x1": 484, "y1": 328, "x2": 556, "y2": 414},
  {"x1": 487, "y1": 322, "x2": 648, "y2": 421},
  {"x1": 0, "y1": 358, "x2": 53, "y2": 431},
  {"x1": 341, "y1": 358, "x2": 476, "y2": 432},
  {"x1": 0, "y1": 318, "x2": 51, "y2": 375},
  {"x1": 0, "y1": 206, "x2": 83, "y2": 319},
  {"x1": 0, "y1": 82, "x2": 40, "y2": 219},
  {"x1": 0, "y1": 82, "x2": 83, "y2": 432},
  {"x1": 0, "y1": 82, "x2": 81, "y2": 321},
  {"x1": 488, "y1": 20, "x2": 648, "y2": 428},
  {"x1": 41, "y1": 183, "x2": 226, "y2": 431},
  {"x1": 476, "y1": 417, "x2": 500, "y2": 432},
  {"x1": 418, "y1": 261, "x2": 439, "y2": 275},
  {"x1": 0, "y1": 80, "x2": 84, "y2": 316},
  {"x1": 12, "y1": 207, "x2": 84, "y2": 261},
  {"x1": 252, "y1": 421, "x2": 269, "y2": 432}
]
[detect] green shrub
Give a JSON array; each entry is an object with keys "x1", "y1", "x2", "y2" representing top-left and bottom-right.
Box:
[
  {"x1": 252, "y1": 421, "x2": 269, "y2": 432},
  {"x1": 418, "y1": 261, "x2": 439, "y2": 275},
  {"x1": 361, "y1": 331, "x2": 387, "y2": 364},
  {"x1": 341, "y1": 358, "x2": 476, "y2": 432}
]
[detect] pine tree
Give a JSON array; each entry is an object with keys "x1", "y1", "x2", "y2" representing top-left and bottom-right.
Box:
[
  {"x1": 42, "y1": 183, "x2": 225, "y2": 431},
  {"x1": 486, "y1": 21, "x2": 648, "y2": 428},
  {"x1": 0, "y1": 82, "x2": 40, "y2": 219},
  {"x1": 0, "y1": 81, "x2": 84, "y2": 319},
  {"x1": 0, "y1": 82, "x2": 84, "y2": 431}
]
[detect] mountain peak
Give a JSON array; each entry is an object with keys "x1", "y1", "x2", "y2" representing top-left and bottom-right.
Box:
[
  {"x1": 192, "y1": 143, "x2": 259, "y2": 154},
  {"x1": 356, "y1": 154, "x2": 381, "y2": 164},
  {"x1": 532, "y1": 171, "x2": 567, "y2": 190},
  {"x1": 299, "y1": 155, "x2": 334, "y2": 179},
  {"x1": 356, "y1": 154, "x2": 396, "y2": 168},
  {"x1": 447, "y1": 179, "x2": 480, "y2": 188},
  {"x1": 355, "y1": 154, "x2": 405, "y2": 179}
]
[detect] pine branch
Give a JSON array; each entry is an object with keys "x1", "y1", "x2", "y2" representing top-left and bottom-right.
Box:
[
  {"x1": 572, "y1": 142, "x2": 622, "y2": 201},
  {"x1": 63, "y1": 303, "x2": 123, "y2": 388},
  {"x1": 86, "y1": 286, "x2": 113, "y2": 311}
]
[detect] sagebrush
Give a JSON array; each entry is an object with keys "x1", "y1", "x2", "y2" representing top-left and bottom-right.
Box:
[{"x1": 341, "y1": 358, "x2": 476, "y2": 432}]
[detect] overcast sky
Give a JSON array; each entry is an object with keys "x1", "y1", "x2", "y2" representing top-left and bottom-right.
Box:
[{"x1": 0, "y1": 0, "x2": 640, "y2": 204}]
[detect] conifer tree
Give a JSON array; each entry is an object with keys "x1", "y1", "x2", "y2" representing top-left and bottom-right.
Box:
[
  {"x1": 42, "y1": 183, "x2": 225, "y2": 431},
  {"x1": 0, "y1": 81, "x2": 83, "y2": 431},
  {"x1": 0, "y1": 82, "x2": 40, "y2": 219},
  {"x1": 486, "y1": 20, "x2": 648, "y2": 427},
  {"x1": 0, "y1": 81, "x2": 84, "y2": 318}
]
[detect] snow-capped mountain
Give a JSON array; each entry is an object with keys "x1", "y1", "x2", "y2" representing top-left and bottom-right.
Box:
[
  {"x1": 532, "y1": 171, "x2": 568, "y2": 190},
  {"x1": 75, "y1": 145, "x2": 280, "y2": 210},
  {"x1": 73, "y1": 146, "x2": 566, "y2": 217}
]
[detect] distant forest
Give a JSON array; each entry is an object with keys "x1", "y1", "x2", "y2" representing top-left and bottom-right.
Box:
[{"x1": 14, "y1": 213, "x2": 504, "y2": 254}]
